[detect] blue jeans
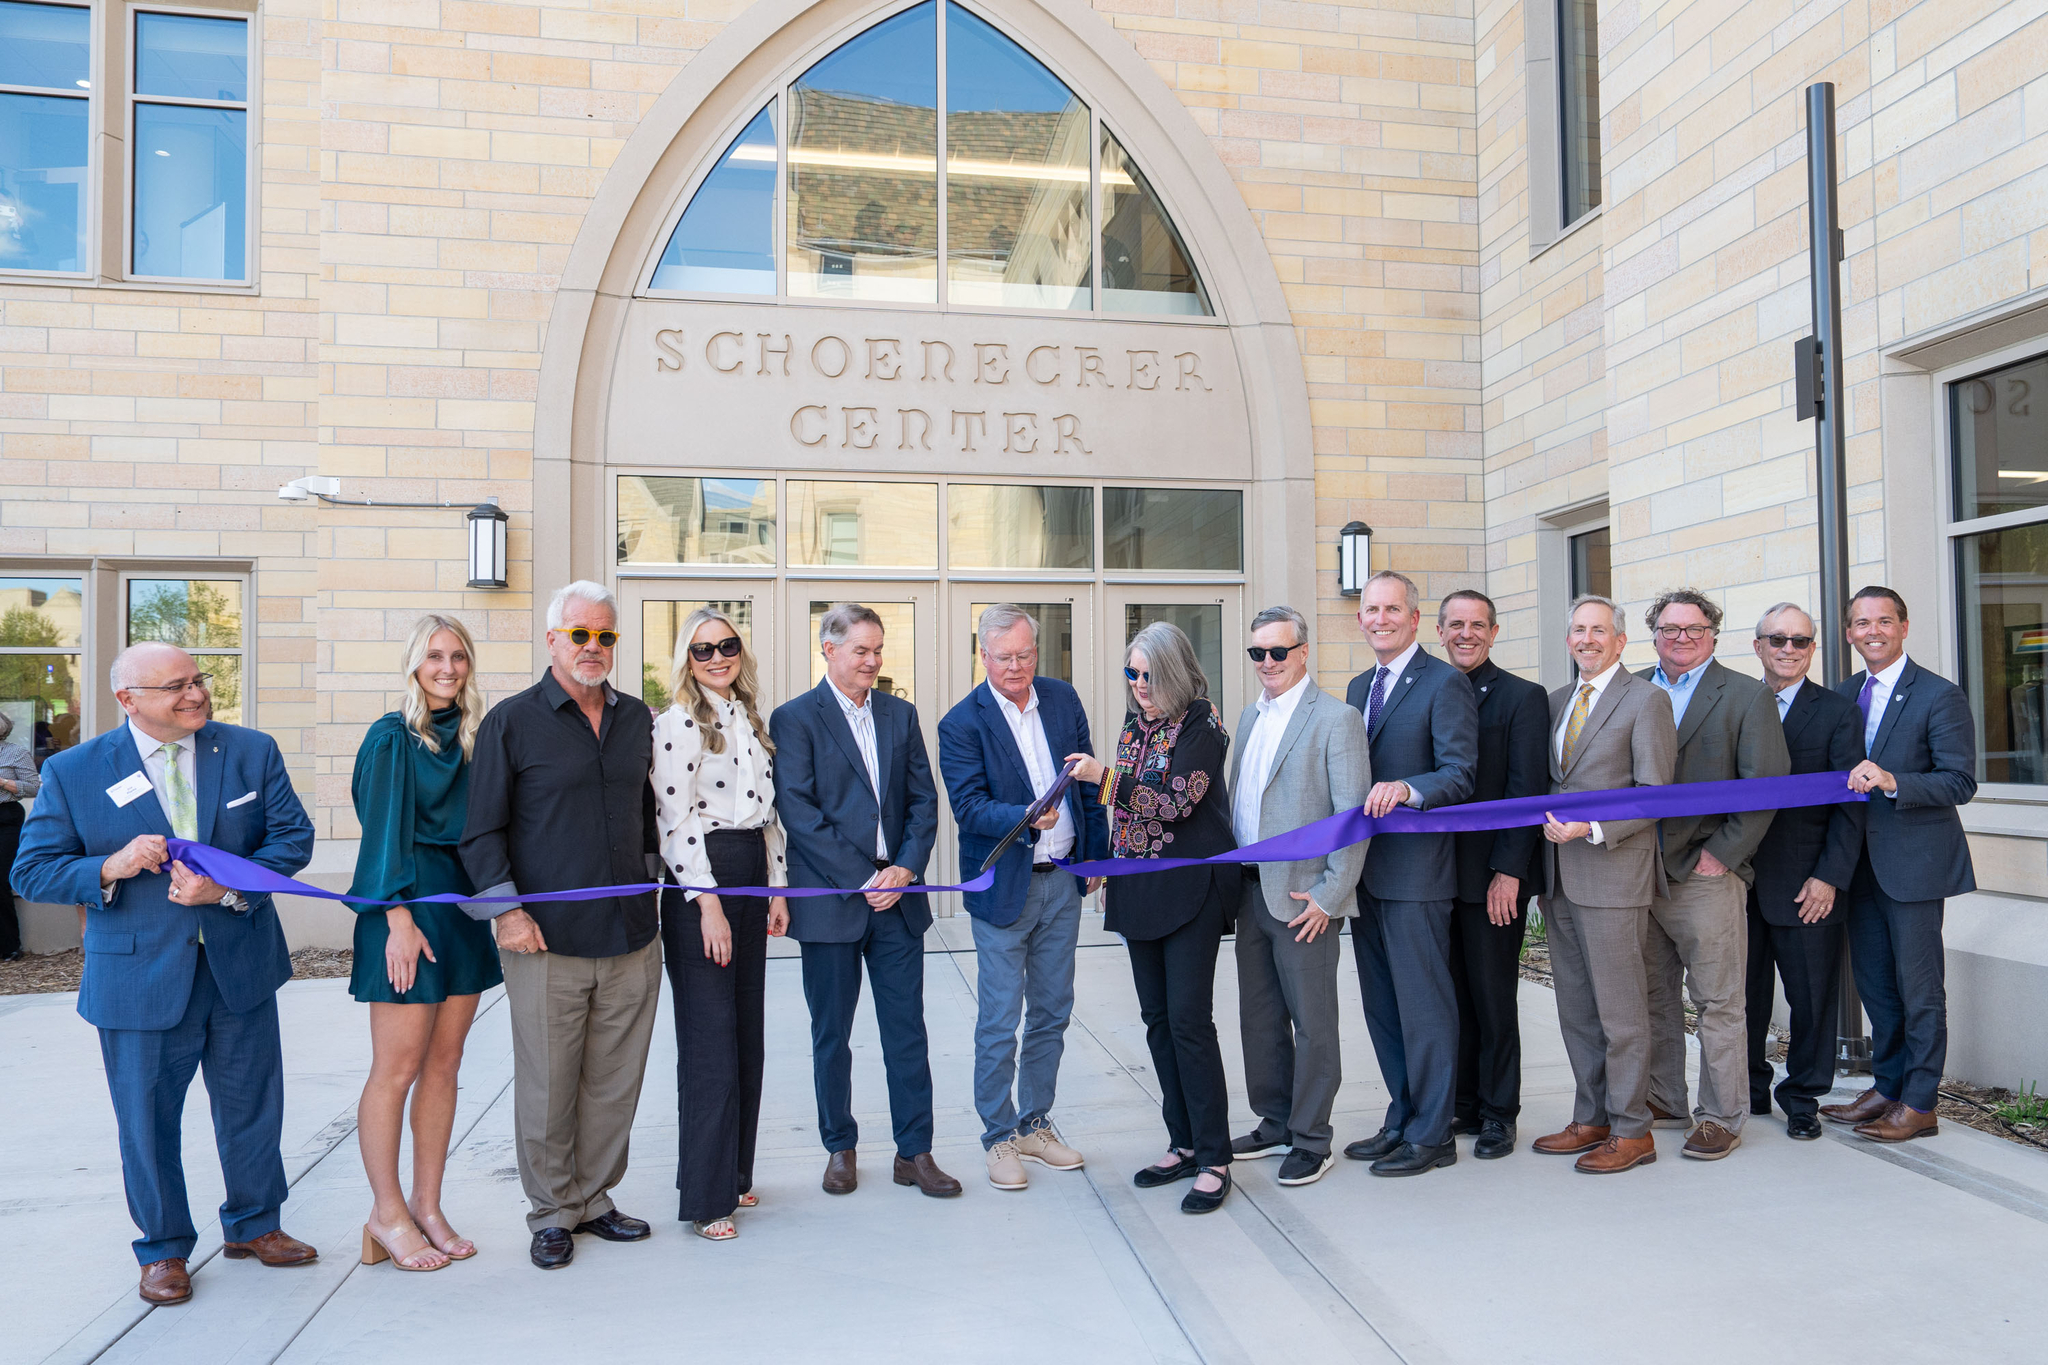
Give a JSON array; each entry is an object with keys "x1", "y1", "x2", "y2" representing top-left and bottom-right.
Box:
[{"x1": 970, "y1": 872, "x2": 1084, "y2": 1149}]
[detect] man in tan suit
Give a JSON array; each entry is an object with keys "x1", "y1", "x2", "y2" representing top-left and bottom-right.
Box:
[{"x1": 1533, "y1": 595, "x2": 1678, "y2": 1174}]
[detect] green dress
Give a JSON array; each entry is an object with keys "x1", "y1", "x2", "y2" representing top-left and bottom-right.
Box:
[{"x1": 347, "y1": 709, "x2": 502, "y2": 1004}]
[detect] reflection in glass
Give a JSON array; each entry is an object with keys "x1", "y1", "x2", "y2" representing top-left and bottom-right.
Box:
[
  {"x1": 0, "y1": 2, "x2": 89, "y2": 90},
  {"x1": 0, "y1": 92, "x2": 88, "y2": 273},
  {"x1": 1559, "y1": 0, "x2": 1601, "y2": 226},
  {"x1": 0, "y1": 652, "x2": 80, "y2": 766},
  {"x1": 135, "y1": 12, "x2": 248, "y2": 102},
  {"x1": 1101, "y1": 128, "x2": 1209, "y2": 316},
  {"x1": 945, "y1": 5, "x2": 1089, "y2": 309},
  {"x1": 617, "y1": 476, "x2": 776, "y2": 566},
  {"x1": 1952, "y1": 352, "x2": 2048, "y2": 521},
  {"x1": 1122, "y1": 604, "x2": 1222, "y2": 710},
  {"x1": 787, "y1": 2, "x2": 937, "y2": 302},
  {"x1": 641, "y1": 599, "x2": 755, "y2": 711},
  {"x1": 1957, "y1": 521, "x2": 2048, "y2": 784},
  {"x1": 948, "y1": 485, "x2": 1092, "y2": 569},
  {"x1": 969, "y1": 602, "x2": 1074, "y2": 689},
  {"x1": 128, "y1": 579, "x2": 243, "y2": 646},
  {"x1": 651, "y1": 104, "x2": 776, "y2": 294},
  {"x1": 196, "y1": 651, "x2": 243, "y2": 726},
  {"x1": 1104, "y1": 488, "x2": 1241, "y2": 571},
  {"x1": 0, "y1": 576, "x2": 84, "y2": 647},
  {"x1": 788, "y1": 482, "x2": 938, "y2": 567},
  {"x1": 1569, "y1": 526, "x2": 1611, "y2": 599},
  {"x1": 132, "y1": 103, "x2": 246, "y2": 279},
  {"x1": 808, "y1": 600, "x2": 916, "y2": 704}
]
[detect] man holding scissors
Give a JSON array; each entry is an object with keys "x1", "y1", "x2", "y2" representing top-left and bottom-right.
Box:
[{"x1": 938, "y1": 604, "x2": 1109, "y2": 1191}]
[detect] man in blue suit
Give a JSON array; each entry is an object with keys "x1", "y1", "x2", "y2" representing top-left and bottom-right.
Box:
[
  {"x1": 12, "y1": 642, "x2": 316, "y2": 1305},
  {"x1": 771, "y1": 604, "x2": 958, "y2": 1198},
  {"x1": 1822, "y1": 587, "x2": 1976, "y2": 1143},
  {"x1": 1343, "y1": 571, "x2": 1479, "y2": 1176},
  {"x1": 938, "y1": 605, "x2": 1108, "y2": 1192}
]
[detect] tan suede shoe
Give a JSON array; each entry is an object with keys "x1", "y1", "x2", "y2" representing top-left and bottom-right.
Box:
[
  {"x1": 1015, "y1": 1121, "x2": 1085, "y2": 1170},
  {"x1": 986, "y1": 1140, "x2": 1028, "y2": 1191}
]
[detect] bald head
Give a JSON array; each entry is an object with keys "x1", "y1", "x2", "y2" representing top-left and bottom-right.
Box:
[{"x1": 112, "y1": 643, "x2": 214, "y2": 742}]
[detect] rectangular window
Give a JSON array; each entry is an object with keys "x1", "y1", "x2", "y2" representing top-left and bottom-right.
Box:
[
  {"x1": 1557, "y1": 0, "x2": 1601, "y2": 229},
  {"x1": 947, "y1": 484, "x2": 1093, "y2": 569},
  {"x1": 0, "y1": 575, "x2": 85, "y2": 766},
  {"x1": 0, "y1": 1, "x2": 91, "y2": 276},
  {"x1": 786, "y1": 481, "x2": 939, "y2": 568},
  {"x1": 1569, "y1": 526, "x2": 1611, "y2": 600},
  {"x1": 1951, "y1": 351, "x2": 2048, "y2": 522},
  {"x1": 125, "y1": 576, "x2": 245, "y2": 724},
  {"x1": 616, "y1": 476, "x2": 776, "y2": 566},
  {"x1": 807, "y1": 599, "x2": 916, "y2": 702},
  {"x1": 639, "y1": 599, "x2": 754, "y2": 710},
  {"x1": 968, "y1": 601, "x2": 1074, "y2": 688},
  {"x1": 1103, "y1": 487, "x2": 1241, "y2": 572},
  {"x1": 129, "y1": 9, "x2": 250, "y2": 282},
  {"x1": 1123, "y1": 602, "x2": 1222, "y2": 693}
]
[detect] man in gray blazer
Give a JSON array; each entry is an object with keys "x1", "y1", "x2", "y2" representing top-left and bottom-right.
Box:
[
  {"x1": 1636, "y1": 589, "x2": 1788, "y2": 1161},
  {"x1": 1533, "y1": 595, "x2": 1677, "y2": 1175},
  {"x1": 1226, "y1": 606, "x2": 1371, "y2": 1188}
]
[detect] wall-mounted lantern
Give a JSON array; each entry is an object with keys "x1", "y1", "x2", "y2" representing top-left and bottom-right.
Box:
[
  {"x1": 467, "y1": 501, "x2": 509, "y2": 589},
  {"x1": 1338, "y1": 520, "x2": 1372, "y2": 597}
]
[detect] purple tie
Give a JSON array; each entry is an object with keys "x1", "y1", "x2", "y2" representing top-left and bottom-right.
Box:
[
  {"x1": 1857, "y1": 675, "x2": 1876, "y2": 726},
  {"x1": 1367, "y1": 666, "x2": 1390, "y2": 735}
]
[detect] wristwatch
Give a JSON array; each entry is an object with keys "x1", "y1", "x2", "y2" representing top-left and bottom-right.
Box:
[{"x1": 219, "y1": 890, "x2": 248, "y2": 912}]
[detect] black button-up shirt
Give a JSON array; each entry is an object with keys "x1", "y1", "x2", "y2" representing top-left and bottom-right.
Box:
[{"x1": 459, "y1": 672, "x2": 659, "y2": 958}]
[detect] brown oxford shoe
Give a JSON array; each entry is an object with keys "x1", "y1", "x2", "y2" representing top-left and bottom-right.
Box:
[
  {"x1": 138, "y1": 1257, "x2": 192, "y2": 1305},
  {"x1": 893, "y1": 1152, "x2": 963, "y2": 1198},
  {"x1": 1532, "y1": 1121, "x2": 1609, "y2": 1155},
  {"x1": 1575, "y1": 1134, "x2": 1657, "y2": 1174},
  {"x1": 823, "y1": 1149, "x2": 857, "y2": 1195},
  {"x1": 221, "y1": 1229, "x2": 319, "y2": 1267},
  {"x1": 1821, "y1": 1087, "x2": 1892, "y2": 1126},
  {"x1": 1854, "y1": 1101, "x2": 1939, "y2": 1144}
]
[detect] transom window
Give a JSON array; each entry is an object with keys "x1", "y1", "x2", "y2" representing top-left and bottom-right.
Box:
[{"x1": 646, "y1": 0, "x2": 1210, "y2": 317}]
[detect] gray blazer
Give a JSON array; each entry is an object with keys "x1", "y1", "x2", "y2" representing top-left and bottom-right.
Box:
[
  {"x1": 1636, "y1": 660, "x2": 1788, "y2": 885},
  {"x1": 1226, "y1": 682, "x2": 1371, "y2": 922},
  {"x1": 1544, "y1": 667, "x2": 1678, "y2": 908}
]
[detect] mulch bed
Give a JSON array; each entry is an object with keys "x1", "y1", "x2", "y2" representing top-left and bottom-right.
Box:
[{"x1": 1, "y1": 947, "x2": 353, "y2": 996}]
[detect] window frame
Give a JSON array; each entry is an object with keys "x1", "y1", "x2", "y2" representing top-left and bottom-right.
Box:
[
  {"x1": 1524, "y1": 0, "x2": 1601, "y2": 255},
  {"x1": 0, "y1": 0, "x2": 98, "y2": 280},
  {"x1": 0, "y1": 568, "x2": 90, "y2": 767},
  {"x1": 119, "y1": 567, "x2": 252, "y2": 725}
]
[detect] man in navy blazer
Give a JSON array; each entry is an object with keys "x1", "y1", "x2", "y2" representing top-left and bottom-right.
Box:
[
  {"x1": 770, "y1": 604, "x2": 958, "y2": 1198},
  {"x1": 12, "y1": 643, "x2": 316, "y2": 1305},
  {"x1": 1343, "y1": 571, "x2": 1478, "y2": 1177},
  {"x1": 1822, "y1": 587, "x2": 1977, "y2": 1143},
  {"x1": 937, "y1": 605, "x2": 1108, "y2": 1191}
]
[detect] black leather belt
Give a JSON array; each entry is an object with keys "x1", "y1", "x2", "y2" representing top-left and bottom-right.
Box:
[
  {"x1": 1240, "y1": 864, "x2": 1260, "y2": 882},
  {"x1": 871, "y1": 856, "x2": 892, "y2": 871},
  {"x1": 1031, "y1": 863, "x2": 1057, "y2": 875}
]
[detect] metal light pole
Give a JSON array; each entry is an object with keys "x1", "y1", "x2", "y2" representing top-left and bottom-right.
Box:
[{"x1": 1795, "y1": 81, "x2": 1871, "y2": 1073}]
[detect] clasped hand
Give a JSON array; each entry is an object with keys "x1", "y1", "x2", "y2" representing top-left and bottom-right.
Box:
[{"x1": 866, "y1": 864, "x2": 914, "y2": 910}]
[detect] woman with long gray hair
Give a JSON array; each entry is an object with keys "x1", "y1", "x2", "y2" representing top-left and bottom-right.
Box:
[
  {"x1": 0, "y1": 710, "x2": 40, "y2": 961},
  {"x1": 1065, "y1": 621, "x2": 1240, "y2": 1213}
]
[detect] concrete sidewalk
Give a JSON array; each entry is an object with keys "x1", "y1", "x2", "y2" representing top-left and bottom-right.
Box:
[{"x1": 5, "y1": 915, "x2": 2044, "y2": 1365}]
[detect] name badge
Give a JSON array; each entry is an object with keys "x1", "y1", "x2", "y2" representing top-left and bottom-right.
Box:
[{"x1": 106, "y1": 771, "x2": 153, "y2": 807}]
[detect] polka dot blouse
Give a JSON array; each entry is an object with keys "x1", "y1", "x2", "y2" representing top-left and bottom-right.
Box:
[{"x1": 651, "y1": 694, "x2": 788, "y2": 898}]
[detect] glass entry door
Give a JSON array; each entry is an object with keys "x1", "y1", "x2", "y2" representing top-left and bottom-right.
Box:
[
  {"x1": 616, "y1": 579, "x2": 772, "y2": 713},
  {"x1": 947, "y1": 587, "x2": 1092, "y2": 715},
  {"x1": 1102, "y1": 586, "x2": 1245, "y2": 733}
]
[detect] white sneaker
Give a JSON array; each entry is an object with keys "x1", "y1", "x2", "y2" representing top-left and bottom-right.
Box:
[
  {"x1": 1015, "y1": 1121, "x2": 1085, "y2": 1170},
  {"x1": 987, "y1": 1140, "x2": 1028, "y2": 1190}
]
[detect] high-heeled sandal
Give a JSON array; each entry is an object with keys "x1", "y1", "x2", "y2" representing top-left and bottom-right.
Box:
[
  {"x1": 736, "y1": 1192, "x2": 759, "y2": 1209},
  {"x1": 693, "y1": 1217, "x2": 738, "y2": 1241},
  {"x1": 362, "y1": 1221, "x2": 451, "y2": 1271},
  {"x1": 411, "y1": 1210, "x2": 476, "y2": 1260}
]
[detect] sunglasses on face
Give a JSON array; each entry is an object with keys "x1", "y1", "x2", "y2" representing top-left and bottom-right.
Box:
[
  {"x1": 688, "y1": 636, "x2": 743, "y2": 662},
  {"x1": 565, "y1": 628, "x2": 619, "y2": 648},
  {"x1": 1760, "y1": 634, "x2": 1815, "y2": 649},
  {"x1": 1246, "y1": 645, "x2": 1299, "y2": 663},
  {"x1": 1122, "y1": 667, "x2": 1150, "y2": 684}
]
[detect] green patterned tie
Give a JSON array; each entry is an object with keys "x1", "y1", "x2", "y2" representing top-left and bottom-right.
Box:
[{"x1": 158, "y1": 742, "x2": 196, "y2": 840}]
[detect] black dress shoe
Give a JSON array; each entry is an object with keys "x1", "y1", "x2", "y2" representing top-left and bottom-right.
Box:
[
  {"x1": 1276, "y1": 1148, "x2": 1334, "y2": 1186},
  {"x1": 1343, "y1": 1128, "x2": 1402, "y2": 1161},
  {"x1": 573, "y1": 1209, "x2": 651, "y2": 1242},
  {"x1": 1133, "y1": 1152, "x2": 1199, "y2": 1188},
  {"x1": 1180, "y1": 1167, "x2": 1231, "y2": 1214},
  {"x1": 1231, "y1": 1131, "x2": 1288, "y2": 1158},
  {"x1": 1473, "y1": 1120, "x2": 1516, "y2": 1160},
  {"x1": 1451, "y1": 1115, "x2": 1483, "y2": 1137},
  {"x1": 1752, "y1": 1101, "x2": 1774, "y2": 1116},
  {"x1": 1370, "y1": 1140, "x2": 1457, "y2": 1177},
  {"x1": 530, "y1": 1227, "x2": 574, "y2": 1269},
  {"x1": 1787, "y1": 1113, "x2": 1823, "y2": 1141}
]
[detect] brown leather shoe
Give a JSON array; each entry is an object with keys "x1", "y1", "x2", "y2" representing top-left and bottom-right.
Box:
[
  {"x1": 1532, "y1": 1121, "x2": 1609, "y2": 1155},
  {"x1": 1854, "y1": 1100, "x2": 1938, "y2": 1144},
  {"x1": 138, "y1": 1257, "x2": 192, "y2": 1305},
  {"x1": 1575, "y1": 1134, "x2": 1657, "y2": 1174},
  {"x1": 221, "y1": 1229, "x2": 318, "y2": 1267},
  {"x1": 893, "y1": 1152, "x2": 963, "y2": 1198},
  {"x1": 1682, "y1": 1120, "x2": 1741, "y2": 1160},
  {"x1": 822, "y1": 1149, "x2": 857, "y2": 1195},
  {"x1": 1648, "y1": 1101, "x2": 1691, "y2": 1130},
  {"x1": 1821, "y1": 1087, "x2": 1892, "y2": 1126}
]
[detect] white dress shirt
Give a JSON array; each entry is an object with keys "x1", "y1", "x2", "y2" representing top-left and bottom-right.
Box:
[
  {"x1": 129, "y1": 721, "x2": 196, "y2": 835},
  {"x1": 652, "y1": 694, "x2": 788, "y2": 901},
  {"x1": 1233, "y1": 673, "x2": 1312, "y2": 847},
  {"x1": 1860, "y1": 654, "x2": 1909, "y2": 753},
  {"x1": 1774, "y1": 677, "x2": 1804, "y2": 720},
  {"x1": 1362, "y1": 642, "x2": 1428, "y2": 807},
  {"x1": 1554, "y1": 658, "x2": 1628, "y2": 846},
  {"x1": 988, "y1": 682, "x2": 1074, "y2": 861},
  {"x1": 830, "y1": 681, "x2": 889, "y2": 859}
]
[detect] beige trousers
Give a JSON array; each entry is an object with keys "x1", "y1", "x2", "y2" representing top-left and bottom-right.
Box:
[
  {"x1": 499, "y1": 935, "x2": 664, "y2": 1231},
  {"x1": 1644, "y1": 870, "x2": 1751, "y2": 1131}
]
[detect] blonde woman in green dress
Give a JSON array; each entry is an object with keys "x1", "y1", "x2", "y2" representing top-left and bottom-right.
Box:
[{"x1": 349, "y1": 615, "x2": 501, "y2": 1271}]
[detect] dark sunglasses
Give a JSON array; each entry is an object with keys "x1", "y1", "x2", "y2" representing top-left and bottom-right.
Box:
[
  {"x1": 566, "y1": 628, "x2": 619, "y2": 648},
  {"x1": 688, "y1": 636, "x2": 744, "y2": 662},
  {"x1": 1760, "y1": 634, "x2": 1815, "y2": 649},
  {"x1": 1122, "y1": 666, "x2": 1150, "y2": 683},
  {"x1": 1246, "y1": 645, "x2": 1299, "y2": 663}
]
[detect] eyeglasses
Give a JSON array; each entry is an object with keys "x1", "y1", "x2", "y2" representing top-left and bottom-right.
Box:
[
  {"x1": 1653, "y1": 624, "x2": 1715, "y2": 641},
  {"x1": 1122, "y1": 667, "x2": 1150, "y2": 684},
  {"x1": 985, "y1": 650, "x2": 1037, "y2": 669},
  {"x1": 124, "y1": 674, "x2": 213, "y2": 695},
  {"x1": 1246, "y1": 645, "x2": 1299, "y2": 663},
  {"x1": 1759, "y1": 634, "x2": 1815, "y2": 650},
  {"x1": 687, "y1": 637, "x2": 743, "y2": 662},
  {"x1": 565, "y1": 628, "x2": 619, "y2": 648}
]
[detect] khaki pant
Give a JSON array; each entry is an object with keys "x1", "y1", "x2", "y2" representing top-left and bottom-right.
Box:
[
  {"x1": 1542, "y1": 895, "x2": 1653, "y2": 1138},
  {"x1": 1645, "y1": 871, "x2": 1750, "y2": 1131},
  {"x1": 500, "y1": 936, "x2": 663, "y2": 1231}
]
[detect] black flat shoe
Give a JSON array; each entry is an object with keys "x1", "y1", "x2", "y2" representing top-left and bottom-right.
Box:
[
  {"x1": 1370, "y1": 1140, "x2": 1457, "y2": 1177},
  {"x1": 1343, "y1": 1128, "x2": 1402, "y2": 1161},
  {"x1": 1473, "y1": 1120, "x2": 1516, "y2": 1160},
  {"x1": 1180, "y1": 1167, "x2": 1231, "y2": 1214},
  {"x1": 573, "y1": 1209, "x2": 651, "y2": 1242},
  {"x1": 1787, "y1": 1113, "x2": 1823, "y2": 1141},
  {"x1": 1133, "y1": 1152, "x2": 1199, "y2": 1188},
  {"x1": 530, "y1": 1227, "x2": 573, "y2": 1269}
]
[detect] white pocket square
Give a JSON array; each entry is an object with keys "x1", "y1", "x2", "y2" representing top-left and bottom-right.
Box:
[{"x1": 225, "y1": 791, "x2": 259, "y2": 809}]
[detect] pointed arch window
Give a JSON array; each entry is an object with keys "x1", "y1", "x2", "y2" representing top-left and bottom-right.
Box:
[{"x1": 648, "y1": 0, "x2": 1209, "y2": 317}]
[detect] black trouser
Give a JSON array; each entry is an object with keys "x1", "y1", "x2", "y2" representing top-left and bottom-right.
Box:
[
  {"x1": 1125, "y1": 893, "x2": 1232, "y2": 1168},
  {"x1": 1744, "y1": 892, "x2": 1843, "y2": 1120},
  {"x1": 658, "y1": 829, "x2": 769, "y2": 1223},
  {"x1": 1450, "y1": 894, "x2": 1527, "y2": 1125},
  {"x1": 0, "y1": 804, "x2": 22, "y2": 959}
]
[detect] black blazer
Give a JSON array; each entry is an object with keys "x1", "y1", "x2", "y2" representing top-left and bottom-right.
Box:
[
  {"x1": 1346, "y1": 649, "x2": 1478, "y2": 902},
  {"x1": 1453, "y1": 658, "x2": 1549, "y2": 903},
  {"x1": 1749, "y1": 679, "x2": 1867, "y2": 927},
  {"x1": 1834, "y1": 657, "x2": 1977, "y2": 903},
  {"x1": 1101, "y1": 698, "x2": 1239, "y2": 941}
]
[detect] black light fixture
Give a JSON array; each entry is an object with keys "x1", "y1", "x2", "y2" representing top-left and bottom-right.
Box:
[
  {"x1": 1338, "y1": 520, "x2": 1372, "y2": 596},
  {"x1": 467, "y1": 500, "x2": 509, "y2": 588}
]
